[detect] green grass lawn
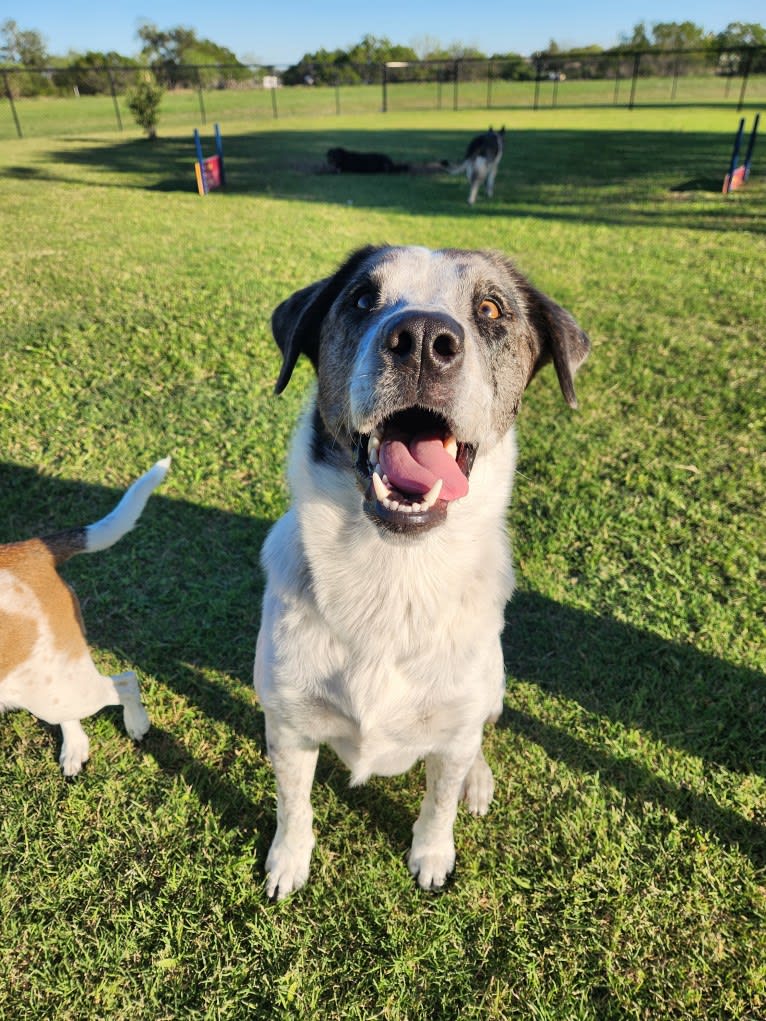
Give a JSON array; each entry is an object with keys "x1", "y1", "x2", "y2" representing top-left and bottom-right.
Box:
[{"x1": 0, "y1": 103, "x2": 764, "y2": 1019}]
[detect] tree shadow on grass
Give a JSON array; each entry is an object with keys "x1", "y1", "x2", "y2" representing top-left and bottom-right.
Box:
[
  {"x1": 10, "y1": 126, "x2": 763, "y2": 233},
  {"x1": 1, "y1": 462, "x2": 763, "y2": 866}
]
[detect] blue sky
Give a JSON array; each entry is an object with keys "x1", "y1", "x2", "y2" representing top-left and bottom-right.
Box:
[{"x1": 9, "y1": 1, "x2": 764, "y2": 66}]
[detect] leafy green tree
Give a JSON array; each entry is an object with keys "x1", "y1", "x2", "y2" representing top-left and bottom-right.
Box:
[
  {"x1": 0, "y1": 19, "x2": 47, "y2": 65},
  {"x1": 126, "y1": 73, "x2": 164, "y2": 138},
  {"x1": 715, "y1": 21, "x2": 766, "y2": 47},
  {"x1": 489, "y1": 52, "x2": 535, "y2": 81},
  {"x1": 284, "y1": 35, "x2": 419, "y2": 85},
  {"x1": 714, "y1": 22, "x2": 766, "y2": 72},
  {"x1": 0, "y1": 19, "x2": 52, "y2": 95},
  {"x1": 651, "y1": 21, "x2": 710, "y2": 49},
  {"x1": 53, "y1": 51, "x2": 139, "y2": 95},
  {"x1": 619, "y1": 22, "x2": 651, "y2": 49},
  {"x1": 137, "y1": 22, "x2": 248, "y2": 87}
]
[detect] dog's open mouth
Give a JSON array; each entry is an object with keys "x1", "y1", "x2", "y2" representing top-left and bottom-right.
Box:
[{"x1": 355, "y1": 408, "x2": 476, "y2": 532}]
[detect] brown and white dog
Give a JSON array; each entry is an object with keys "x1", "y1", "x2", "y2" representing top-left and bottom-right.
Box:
[
  {"x1": 254, "y1": 245, "x2": 589, "y2": 898},
  {"x1": 0, "y1": 458, "x2": 169, "y2": 775}
]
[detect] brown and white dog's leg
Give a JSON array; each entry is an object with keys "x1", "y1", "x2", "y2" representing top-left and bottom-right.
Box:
[
  {"x1": 264, "y1": 723, "x2": 320, "y2": 900},
  {"x1": 59, "y1": 719, "x2": 91, "y2": 776},
  {"x1": 112, "y1": 670, "x2": 150, "y2": 741},
  {"x1": 52, "y1": 670, "x2": 149, "y2": 776}
]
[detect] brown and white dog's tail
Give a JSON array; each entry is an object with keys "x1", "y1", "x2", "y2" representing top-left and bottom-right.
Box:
[{"x1": 45, "y1": 457, "x2": 171, "y2": 564}]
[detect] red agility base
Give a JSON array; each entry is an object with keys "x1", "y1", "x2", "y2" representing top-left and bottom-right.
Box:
[{"x1": 722, "y1": 114, "x2": 760, "y2": 194}]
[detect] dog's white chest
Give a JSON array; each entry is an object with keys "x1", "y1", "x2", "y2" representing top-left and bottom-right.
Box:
[{"x1": 310, "y1": 654, "x2": 466, "y2": 783}]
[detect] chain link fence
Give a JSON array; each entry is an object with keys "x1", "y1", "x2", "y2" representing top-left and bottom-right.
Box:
[{"x1": 2, "y1": 47, "x2": 764, "y2": 139}]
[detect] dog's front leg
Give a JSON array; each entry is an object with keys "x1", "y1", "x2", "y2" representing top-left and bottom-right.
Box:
[
  {"x1": 264, "y1": 725, "x2": 319, "y2": 900},
  {"x1": 59, "y1": 719, "x2": 91, "y2": 776},
  {"x1": 408, "y1": 747, "x2": 480, "y2": 890}
]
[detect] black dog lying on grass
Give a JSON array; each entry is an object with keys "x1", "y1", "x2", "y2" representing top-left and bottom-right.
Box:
[{"x1": 326, "y1": 147, "x2": 409, "y2": 174}]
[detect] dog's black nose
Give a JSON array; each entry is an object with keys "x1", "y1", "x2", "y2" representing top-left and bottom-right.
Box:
[{"x1": 384, "y1": 311, "x2": 464, "y2": 376}]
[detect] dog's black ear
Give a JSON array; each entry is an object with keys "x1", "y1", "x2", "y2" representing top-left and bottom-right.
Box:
[
  {"x1": 271, "y1": 245, "x2": 381, "y2": 394},
  {"x1": 525, "y1": 283, "x2": 590, "y2": 409}
]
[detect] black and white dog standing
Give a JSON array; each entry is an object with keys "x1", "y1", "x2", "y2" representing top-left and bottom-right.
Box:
[
  {"x1": 254, "y1": 245, "x2": 589, "y2": 898},
  {"x1": 449, "y1": 127, "x2": 505, "y2": 205}
]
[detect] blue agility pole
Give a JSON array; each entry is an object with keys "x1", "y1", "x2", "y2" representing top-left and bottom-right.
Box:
[{"x1": 742, "y1": 112, "x2": 760, "y2": 182}]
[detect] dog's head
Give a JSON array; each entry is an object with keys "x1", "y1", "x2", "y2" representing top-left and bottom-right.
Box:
[
  {"x1": 271, "y1": 245, "x2": 589, "y2": 534},
  {"x1": 326, "y1": 147, "x2": 346, "y2": 170}
]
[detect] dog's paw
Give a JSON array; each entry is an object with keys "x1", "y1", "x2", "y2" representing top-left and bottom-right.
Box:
[
  {"x1": 407, "y1": 841, "x2": 456, "y2": 891},
  {"x1": 114, "y1": 672, "x2": 150, "y2": 741},
  {"x1": 461, "y1": 755, "x2": 494, "y2": 816},
  {"x1": 123, "y1": 702, "x2": 150, "y2": 742},
  {"x1": 59, "y1": 729, "x2": 90, "y2": 777},
  {"x1": 265, "y1": 838, "x2": 313, "y2": 901}
]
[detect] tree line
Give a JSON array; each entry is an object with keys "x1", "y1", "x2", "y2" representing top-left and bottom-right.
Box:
[
  {"x1": 283, "y1": 23, "x2": 766, "y2": 86},
  {"x1": 2, "y1": 19, "x2": 765, "y2": 97},
  {"x1": 0, "y1": 20, "x2": 252, "y2": 96}
]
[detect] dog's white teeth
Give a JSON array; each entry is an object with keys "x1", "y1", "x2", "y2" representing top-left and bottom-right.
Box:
[
  {"x1": 444, "y1": 436, "x2": 458, "y2": 459},
  {"x1": 421, "y1": 479, "x2": 444, "y2": 509},
  {"x1": 371, "y1": 454, "x2": 443, "y2": 516},
  {"x1": 372, "y1": 472, "x2": 391, "y2": 501}
]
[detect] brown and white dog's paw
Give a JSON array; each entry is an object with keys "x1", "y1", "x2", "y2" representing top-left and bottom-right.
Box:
[
  {"x1": 114, "y1": 671, "x2": 150, "y2": 741},
  {"x1": 59, "y1": 721, "x2": 90, "y2": 777}
]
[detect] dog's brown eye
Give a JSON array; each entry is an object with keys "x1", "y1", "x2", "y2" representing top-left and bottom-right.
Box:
[
  {"x1": 478, "y1": 298, "x2": 502, "y2": 320},
  {"x1": 355, "y1": 291, "x2": 375, "y2": 311}
]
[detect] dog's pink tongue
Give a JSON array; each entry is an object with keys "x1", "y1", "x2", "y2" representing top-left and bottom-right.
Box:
[{"x1": 379, "y1": 433, "x2": 468, "y2": 502}]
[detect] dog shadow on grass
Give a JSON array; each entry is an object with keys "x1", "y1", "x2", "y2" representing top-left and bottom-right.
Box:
[
  {"x1": 1, "y1": 462, "x2": 763, "y2": 866},
  {"x1": 502, "y1": 589, "x2": 766, "y2": 865}
]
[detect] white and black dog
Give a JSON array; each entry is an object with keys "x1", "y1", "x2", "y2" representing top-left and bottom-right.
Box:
[
  {"x1": 254, "y1": 245, "x2": 589, "y2": 898},
  {"x1": 448, "y1": 127, "x2": 505, "y2": 205}
]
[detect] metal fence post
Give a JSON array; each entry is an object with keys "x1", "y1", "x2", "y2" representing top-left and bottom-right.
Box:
[
  {"x1": 382, "y1": 63, "x2": 388, "y2": 113},
  {"x1": 3, "y1": 70, "x2": 23, "y2": 138},
  {"x1": 737, "y1": 50, "x2": 753, "y2": 112},
  {"x1": 486, "y1": 60, "x2": 493, "y2": 109},
  {"x1": 534, "y1": 57, "x2": 542, "y2": 110},
  {"x1": 453, "y1": 60, "x2": 459, "y2": 111},
  {"x1": 629, "y1": 52, "x2": 641, "y2": 109},
  {"x1": 107, "y1": 69, "x2": 123, "y2": 131},
  {"x1": 196, "y1": 68, "x2": 207, "y2": 125}
]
